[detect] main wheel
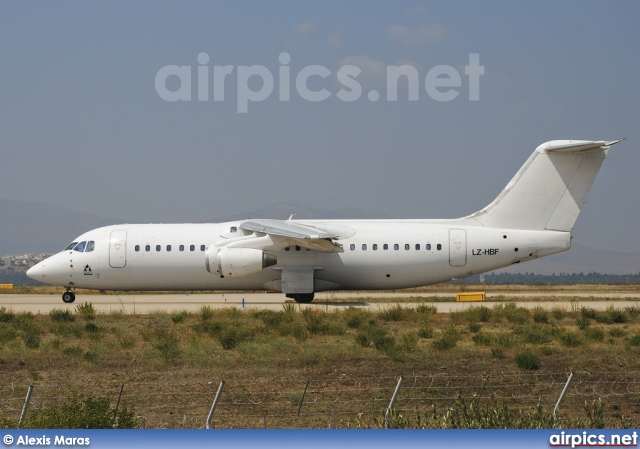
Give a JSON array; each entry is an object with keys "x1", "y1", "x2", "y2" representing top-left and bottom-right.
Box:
[
  {"x1": 62, "y1": 292, "x2": 76, "y2": 303},
  {"x1": 292, "y1": 293, "x2": 314, "y2": 303}
]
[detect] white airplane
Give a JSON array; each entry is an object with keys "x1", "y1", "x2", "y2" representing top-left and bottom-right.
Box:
[{"x1": 27, "y1": 139, "x2": 623, "y2": 304}]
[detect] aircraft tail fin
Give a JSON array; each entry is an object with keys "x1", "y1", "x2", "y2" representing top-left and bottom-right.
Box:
[{"x1": 467, "y1": 139, "x2": 624, "y2": 231}]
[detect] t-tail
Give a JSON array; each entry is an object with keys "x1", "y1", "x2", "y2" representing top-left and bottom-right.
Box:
[{"x1": 467, "y1": 139, "x2": 624, "y2": 232}]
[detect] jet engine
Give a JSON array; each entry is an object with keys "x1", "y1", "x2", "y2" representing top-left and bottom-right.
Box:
[{"x1": 206, "y1": 246, "x2": 277, "y2": 277}]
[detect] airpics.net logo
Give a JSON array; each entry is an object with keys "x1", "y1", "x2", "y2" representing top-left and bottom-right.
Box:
[{"x1": 155, "y1": 52, "x2": 484, "y2": 113}]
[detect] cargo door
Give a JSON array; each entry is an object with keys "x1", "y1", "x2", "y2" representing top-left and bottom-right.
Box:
[
  {"x1": 109, "y1": 230, "x2": 127, "y2": 268},
  {"x1": 449, "y1": 229, "x2": 467, "y2": 267}
]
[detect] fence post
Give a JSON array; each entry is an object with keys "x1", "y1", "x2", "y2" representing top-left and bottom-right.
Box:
[
  {"x1": 18, "y1": 384, "x2": 34, "y2": 428},
  {"x1": 113, "y1": 384, "x2": 125, "y2": 422},
  {"x1": 553, "y1": 372, "x2": 574, "y2": 423},
  {"x1": 384, "y1": 376, "x2": 404, "y2": 429},
  {"x1": 475, "y1": 377, "x2": 489, "y2": 408},
  {"x1": 297, "y1": 380, "x2": 310, "y2": 416},
  {"x1": 205, "y1": 381, "x2": 225, "y2": 429}
]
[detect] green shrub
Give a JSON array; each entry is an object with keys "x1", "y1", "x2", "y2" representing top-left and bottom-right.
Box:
[
  {"x1": 23, "y1": 393, "x2": 138, "y2": 429},
  {"x1": 253, "y1": 309, "x2": 285, "y2": 328},
  {"x1": 629, "y1": 334, "x2": 640, "y2": 347},
  {"x1": 557, "y1": 330, "x2": 584, "y2": 347},
  {"x1": 580, "y1": 307, "x2": 598, "y2": 320},
  {"x1": 23, "y1": 332, "x2": 41, "y2": 349},
  {"x1": 418, "y1": 327, "x2": 435, "y2": 339},
  {"x1": 379, "y1": 305, "x2": 409, "y2": 322},
  {"x1": 607, "y1": 309, "x2": 628, "y2": 324},
  {"x1": 551, "y1": 308, "x2": 565, "y2": 320},
  {"x1": 74, "y1": 302, "x2": 96, "y2": 321},
  {"x1": 171, "y1": 312, "x2": 188, "y2": 324},
  {"x1": 468, "y1": 323, "x2": 482, "y2": 333},
  {"x1": 373, "y1": 334, "x2": 396, "y2": 352},
  {"x1": 515, "y1": 351, "x2": 540, "y2": 370},
  {"x1": 516, "y1": 324, "x2": 552, "y2": 345},
  {"x1": 0, "y1": 327, "x2": 18, "y2": 344},
  {"x1": 504, "y1": 304, "x2": 530, "y2": 324},
  {"x1": 343, "y1": 307, "x2": 368, "y2": 329},
  {"x1": 153, "y1": 329, "x2": 180, "y2": 361},
  {"x1": 50, "y1": 309, "x2": 75, "y2": 322},
  {"x1": 200, "y1": 305, "x2": 214, "y2": 321},
  {"x1": 85, "y1": 322, "x2": 100, "y2": 334},
  {"x1": 584, "y1": 327, "x2": 605, "y2": 342},
  {"x1": 472, "y1": 333, "x2": 492, "y2": 346},
  {"x1": 0, "y1": 307, "x2": 14, "y2": 322},
  {"x1": 397, "y1": 331, "x2": 418, "y2": 351},
  {"x1": 532, "y1": 307, "x2": 549, "y2": 324},
  {"x1": 576, "y1": 316, "x2": 591, "y2": 330},
  {"x1": 609, "y1": 327, "x2": 627, "y2": 338},
  {"x1": 432, "y1": 326, "x2": 459, "y2": 351},
  {"x1": 277, "y1": 320, "x2": 308, "y2": 341}
]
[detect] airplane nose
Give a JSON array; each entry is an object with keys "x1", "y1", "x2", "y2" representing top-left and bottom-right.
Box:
[{"x1": 26, "y1": 263, "x2": 44, "y2": 281}]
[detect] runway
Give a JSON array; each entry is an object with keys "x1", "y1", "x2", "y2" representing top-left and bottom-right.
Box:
[{"x1": 1, "y1": 291, "x2": 639, "y2": 314}]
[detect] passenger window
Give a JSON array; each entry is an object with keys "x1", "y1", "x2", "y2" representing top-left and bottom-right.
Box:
[
  {"x1": 383, "y1": 244, "x2": 388, "y2": 250},
  {"x1": 350, "y1": 244, "x2": 355, "y2": 251},
  {"x1": 145, "y1": 245, "x2": 150, "y2": 252},
  {"x1": 190, "y1": 245, "x2": 195, "y2": 251},
  {"x1": 394, "y1": 244, "x2": 399, "y2": 250},
  {"x1": 74, "y1": 241, "x2": 87, "y2": 252},
  {"x1": 167, "y1": 245, "x2": 172, "y2": 251},
  {"x1": 405, "y1": 244, "x2": 410, "y2": 250},
  {"x1": 230, "y1": 226, "x2": 237, "y2": 233},
  {"x1": 426, "y1": 244, "x2": 432, "y2": 250},
  {"x1": 362, "y1": 244, "x2": 367, "y2": 251},
  {"x1": 135, "y1": 245, "x2": 140, "y2": 252},
  {"x1": 179, "y1": 245, "x2": 185, "y2": 252},
  {"x1": 156, "y1": 245, "x2": 161, "y2": 252},
  {"x1": 373, "y1": 244, "x2": 378, "y2": 251},
  {"x1": 415, "y1": 244, "x2": 420, "y2": 250},
  {"x1": 65, "y1": 242, "x2": 78, "y2": 251},
  {"x1": 437, "y1": 244, "x2": 442, "y2": 250},
  {"x1": 200, "y1": 245, "x2": 205, "y2": 251},
  {"x1": 86, "y1": 241, "x2": 95, "y2": 252}
]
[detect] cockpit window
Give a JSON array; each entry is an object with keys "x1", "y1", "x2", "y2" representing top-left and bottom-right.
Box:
[
  {"x1": 65, "y1": 242, "x2": 78, "y2": 251},
  {"x1": 86, "y1": 241, "x2": 95, "y2": 252},
  {"x1": 73, "y1": 241, "x2": 87, "y2": 252}
]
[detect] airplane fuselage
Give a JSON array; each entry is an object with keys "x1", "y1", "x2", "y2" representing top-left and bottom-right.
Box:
[{"x1": 29, "y1": 221, "x2": 569, "y2": 293}]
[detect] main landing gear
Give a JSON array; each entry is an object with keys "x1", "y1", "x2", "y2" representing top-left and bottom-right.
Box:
[
  {"x1": 287, "y1": 293, "x2": 314, "y2": 304},
  {"x1": 62, "y1": 290, "x2": 76, "y2": 304}
]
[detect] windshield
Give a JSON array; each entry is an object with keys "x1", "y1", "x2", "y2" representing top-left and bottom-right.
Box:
[
  {"x1": 64, "y1": 242, "x2": 78, "y2": 251},
  {"x1": 73, "y1": 241, "x2": 87, "y2": 252}
]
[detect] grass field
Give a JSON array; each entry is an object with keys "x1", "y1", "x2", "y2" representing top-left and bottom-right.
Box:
[{"x1": 1, "y1": 291, "x2": 640, "y2": 429}]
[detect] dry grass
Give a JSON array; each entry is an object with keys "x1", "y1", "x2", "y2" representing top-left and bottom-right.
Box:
[{"x1": 1, "y1": 303, "x2": 640, "y2": 428}]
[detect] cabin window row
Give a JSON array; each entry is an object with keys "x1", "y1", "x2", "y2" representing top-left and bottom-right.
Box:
[
  {"x1": 134, "y1": 244, "x2": 206, "y2": 252},
  {"x1": 349, "y1": 243, "x2": 443, "y2": 251}
]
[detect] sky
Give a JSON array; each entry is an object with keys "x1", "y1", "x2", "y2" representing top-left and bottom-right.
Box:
[{"x1": 1, "y1": 1, "x2": 639, "y2": 253}]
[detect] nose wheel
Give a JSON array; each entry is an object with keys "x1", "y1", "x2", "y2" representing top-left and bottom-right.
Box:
[{"x1": 62, "y1": 291, "x2": 76, "y2": 304}]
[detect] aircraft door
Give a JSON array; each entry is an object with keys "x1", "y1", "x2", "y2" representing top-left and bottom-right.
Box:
[
  {"x1": 449, "y1": 229, "x2": 467, "y2": 267},
  {"x1": 109, "y1": 230, "x2": 127, "y2": 268}
]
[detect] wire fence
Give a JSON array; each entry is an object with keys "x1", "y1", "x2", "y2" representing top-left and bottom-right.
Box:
[{"x1": 2, "y1": 371, "x2": 639, "y2": 429}]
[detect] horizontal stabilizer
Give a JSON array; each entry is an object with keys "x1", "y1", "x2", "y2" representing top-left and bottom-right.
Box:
[{"x1": 544, "y1": 139, "x2": 624, "y2": 153}]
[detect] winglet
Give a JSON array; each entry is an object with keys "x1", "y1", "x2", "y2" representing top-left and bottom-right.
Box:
[{"x1": 287, "y1": 214, "x2": 296, "y2": 222}]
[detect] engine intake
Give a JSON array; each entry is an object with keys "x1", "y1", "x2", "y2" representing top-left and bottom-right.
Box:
[{"x1": 206, "y1": 247, "x2": 277, "y2": 277}]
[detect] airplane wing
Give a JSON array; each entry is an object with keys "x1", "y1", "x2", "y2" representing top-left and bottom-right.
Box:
[{"x1": 218, "y1": 219, "x2": 344, "y2": 253}]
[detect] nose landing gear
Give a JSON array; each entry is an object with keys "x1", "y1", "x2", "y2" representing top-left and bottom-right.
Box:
[{"x1": 62, "y1": 290, "x2": 76, "y2": 304}]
